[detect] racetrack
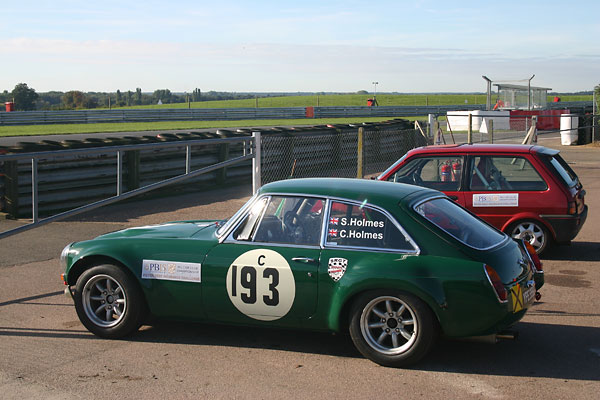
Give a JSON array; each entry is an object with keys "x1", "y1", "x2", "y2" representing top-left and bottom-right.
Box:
[{"x1": 0, "y1": 135, "x2": 598, "y2": 399}]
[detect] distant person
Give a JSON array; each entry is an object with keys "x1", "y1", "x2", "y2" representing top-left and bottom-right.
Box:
[{"x1": 493, "y1": 99, "x2": 505, "y2": 110}]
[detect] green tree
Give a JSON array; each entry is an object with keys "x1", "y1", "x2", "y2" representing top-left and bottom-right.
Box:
[
  {"x1": 595, "y1": 84, "x2": 600, "y2": 114},
  {"x1": 153, "y1": 89, "x2": 172, "y2": 104},
  {"x1": 11, "y1": 83, "x2": 39, "y2": 111},
  {"x1": 116, "y1": 89, "x2": 126, "y2": 106},
  {"x1": 62, "y1": 91, "x2": 86, "y2": 109},
  {"x1": 135, "y1": 88, "x2": 142, "y2": 105},
  {"x1": 61, "y1": 91, "x2": 98, "y2": 109},
  {"x1": 192, "y1": 88, "x2": 201, "y2": 102}
]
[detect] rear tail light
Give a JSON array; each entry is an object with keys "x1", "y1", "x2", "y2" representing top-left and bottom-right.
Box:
[
  {"x1": 524, "y1": 241, "x2": 543, "y2": 272},
  {"x1": 567, "y1": 201, "x2": 576, "y2": 215},
  {"x1": 484, "y1": 265, "x2": 507, "y2": 303}
]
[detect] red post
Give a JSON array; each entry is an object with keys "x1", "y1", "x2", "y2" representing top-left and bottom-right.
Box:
[{"x1": 305, "y1": 106, "x2": 314, "y2": 118}]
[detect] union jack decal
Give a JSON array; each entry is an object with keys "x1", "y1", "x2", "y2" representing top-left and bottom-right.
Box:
[
  {"x1": 329, "y1": 217, "x2": 339, "y2": 225},
  {"x1": 328, "y1": 228, "x2": 338, "y2": 237}
]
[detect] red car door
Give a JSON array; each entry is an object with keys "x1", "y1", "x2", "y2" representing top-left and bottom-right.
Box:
[{"x1": 462, "y1": 154, "x2": 551, "y2": 231}]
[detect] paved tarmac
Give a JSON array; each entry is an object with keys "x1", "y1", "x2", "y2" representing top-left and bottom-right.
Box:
[{"x1": 0, "y1": 135, "x2": 598, "y2": 399}]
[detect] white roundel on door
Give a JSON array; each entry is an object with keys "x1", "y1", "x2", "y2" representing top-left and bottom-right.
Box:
[{"x1": 226, "y1": 249, "x2": 296, "y2": 321}]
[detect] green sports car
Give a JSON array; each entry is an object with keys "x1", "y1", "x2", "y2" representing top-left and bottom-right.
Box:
[{"x1": 60, "y1": 178, "x2": 543, "y2": 367}]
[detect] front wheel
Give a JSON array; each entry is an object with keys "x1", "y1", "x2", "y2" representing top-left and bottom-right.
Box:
[
  {"x1": 349, "y1": 291, "x2": 437, "y2": 367},
  {"x1": 74, "y1": 264, "x2": 146, "y2": 338}
]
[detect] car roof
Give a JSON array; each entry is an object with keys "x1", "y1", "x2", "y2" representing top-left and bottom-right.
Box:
[
  {"x1": 259, "y1": 178, "x2": 437, "y2": 206},
  {"x1": 407, "y1": 143, "x2": 559, "y2": 156}
]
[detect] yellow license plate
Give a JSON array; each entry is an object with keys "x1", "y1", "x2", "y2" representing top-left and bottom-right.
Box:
[{"x1": 511, "y1": 283, "x2": 535, "y2": 313}]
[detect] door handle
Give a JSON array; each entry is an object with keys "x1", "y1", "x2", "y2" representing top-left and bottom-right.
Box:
[{"x1": 292, "y1": 257, "x2": 317, "y2": 264}]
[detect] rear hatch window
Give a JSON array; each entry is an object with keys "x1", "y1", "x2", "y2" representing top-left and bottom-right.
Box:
[
  {"x1": 415, "y1": 197, "x2": 506, "y2": 250},
  {"x1": 543, "y1": 154, "x2": 578, "y2": 188}
]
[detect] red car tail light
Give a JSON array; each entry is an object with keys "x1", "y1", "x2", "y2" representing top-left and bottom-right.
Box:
[
  {"x1": 524, "y1": 241, "x2": 543, "y2": 272},
  {"x1": 484, "y1": 265, "x2": 507, "y2": 303},
  {"x1": 567, "y1": 201, "x2": 576, "y2": 215}
]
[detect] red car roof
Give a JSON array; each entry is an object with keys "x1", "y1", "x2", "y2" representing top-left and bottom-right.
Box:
[{"x1": 408, "y1": 144, "x2": 557, "y2": 155}]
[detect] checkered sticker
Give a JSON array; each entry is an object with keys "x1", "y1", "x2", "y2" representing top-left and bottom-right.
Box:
[{"x1": 328, "y1": 258, "x2": 348, "y2": 282}]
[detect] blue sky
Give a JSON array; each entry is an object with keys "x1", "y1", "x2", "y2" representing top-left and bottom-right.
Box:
[{"x1": 1, "y1": 1, "x2": 598, "y2": 93}]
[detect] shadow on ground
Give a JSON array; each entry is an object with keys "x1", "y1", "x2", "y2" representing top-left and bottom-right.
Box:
[{"x1": 543, "y1": 241, "x2": 600, "y2": 262}]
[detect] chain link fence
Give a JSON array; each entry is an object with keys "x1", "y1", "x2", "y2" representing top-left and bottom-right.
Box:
[
  {"x1": 438, "y1": 112, "x2": 599, "y2": 145},
  {"x1": 261, "y1": 125, "x2": 429, "y2": 184}
]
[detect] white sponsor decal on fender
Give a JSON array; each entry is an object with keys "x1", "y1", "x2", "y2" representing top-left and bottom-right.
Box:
[
  {"x1": 473, "y1": 193, "x2": 519, "y2": 207},
  {"x1": 142, "y1": 259, "x2": 201, "y2": 282},
  {"x1": 226, "y1": 249, "x2": 295, "y2": 321}
]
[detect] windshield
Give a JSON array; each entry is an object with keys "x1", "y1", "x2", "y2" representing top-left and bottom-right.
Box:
[
  {"x1": 415, "y1": 197, "x2": 506, "y2": 250},
  {"x1": 216, "y1": 194, "x2": 258, "y2": 237}
]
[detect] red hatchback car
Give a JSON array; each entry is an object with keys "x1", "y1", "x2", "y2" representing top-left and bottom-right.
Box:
[{"x1": 378, "y1": 144, "x2": 587, "y2": 255}]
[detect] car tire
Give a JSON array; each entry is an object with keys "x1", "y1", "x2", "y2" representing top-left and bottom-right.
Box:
[
  {"x1": 349, "y1": 291, "x2": 437, "y2": 367},
  {"x1": 508, "y1": 220, "x2": 550, "y2": 255},
  {"x1": 74, "y1": 264, "x2": 146, "y2": 339}
]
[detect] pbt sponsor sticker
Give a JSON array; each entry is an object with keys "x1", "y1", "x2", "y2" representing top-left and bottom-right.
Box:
[
  {"x1": 473, "y1": 193, "x2": 518, "y2": 207},
  {"x1": 142, "y1": 259, "x2": 201, "y2": 283}
]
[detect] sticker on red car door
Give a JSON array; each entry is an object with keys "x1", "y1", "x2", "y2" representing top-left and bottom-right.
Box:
[
  {"x1": 473, "y1": 193, "x2": 519, "y2": 207},
  {"x1": 226, "y1": 249, "x2": 296, "y2": 321}
]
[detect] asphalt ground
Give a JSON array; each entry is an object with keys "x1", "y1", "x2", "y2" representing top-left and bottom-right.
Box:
[{"x1": 0, "y1": 134, "x2": 598, "y2": 399}]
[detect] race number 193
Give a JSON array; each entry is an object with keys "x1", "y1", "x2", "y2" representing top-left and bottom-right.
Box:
[{"x1": 226, "y1": 249, "x2": 295, "y2": 321}]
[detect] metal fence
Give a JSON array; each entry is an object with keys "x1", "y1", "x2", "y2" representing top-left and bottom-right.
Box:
[
  {"x1": 0, "y1": 101, "x2": 592, "y2": 126},
  {"x1": 435, "y1": 112, "x2": 598, "y2": 145},
  {"x1": 0, "y1": 120, "x2": 430, "y2": 238},
  {"x1": 260, "y1": 126, "x2": 428, "y2": 184},
  {"x1": 0, "y1": 135, "x2": 255, "y2": 238}
]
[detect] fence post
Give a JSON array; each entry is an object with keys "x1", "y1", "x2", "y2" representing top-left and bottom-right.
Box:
[
  {"x1": 488, "y1": 120, "x2": 494, "y2": 143},
  {"x1": 125, "y1": 150, "x2": 140, "y2": 191},
  {"x1": 217, "y1": 140, "x2": 230, "y2": 185},
  {"x1": 357, "y1": 127, "x2": 364, "y2": 178},
  {"x1": 434, "y1": 120, "x2": 442, "y2": 144},
  {"x1": 252, "y1": 132, "x2": 261, "y2": 193},
  {"x1": 593, "y1": 90, "x2": 597, "y2": 142},
  {"x1": 522, "y1": 116, "x2": 537, "y2": 144},
  {"x1": 4, "y1": 161, "x2": 18, "y2": 218},
  {"x1": 31, "y1": 158, "x2": 38, "y2": 223},
  {"x1": 428, "y1": 114, "x2": 435, "y2": 138},
  {"x1": 116, "y1": 150, "x2": 122, "y2": 196},
  {"x1": 467, "y1": 114, "x2": 473, "y2": 144}
]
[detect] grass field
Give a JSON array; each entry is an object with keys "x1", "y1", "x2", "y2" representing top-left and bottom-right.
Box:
[
  {"x1": 103, "y1": 93, "x2": 591, "y2": 110},
  {"x1": 0, "y1": 93, "x2": 592, "y2": 138},
  {"x1": 124, "y1": 94, "x2": 493, "y2": 109}
]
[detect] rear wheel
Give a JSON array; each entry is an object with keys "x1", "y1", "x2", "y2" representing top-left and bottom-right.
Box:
[
  {"x1": 508, "y1": 220, "x2": 550, "y2": 255},
  {"x1": 74, "y1": 264, "x2": 145, "y2": 338},
  {"x1": 349, "y1": 291, "x2": 437, "y2": 367}
]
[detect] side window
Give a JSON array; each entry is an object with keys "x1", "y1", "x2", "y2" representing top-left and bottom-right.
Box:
[
  {"x1": 387, "y1": 156, "x2": 463, "y2": 191},
  {"x1": 469, "y1": 156, "x2": 547, "y2": 191},
  {"x1": 253, "y1": 196, "x2": 324, "y2": 246},
  {"x1": 326, "y1": 201, "x2": 414, "y2": 251}
]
